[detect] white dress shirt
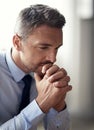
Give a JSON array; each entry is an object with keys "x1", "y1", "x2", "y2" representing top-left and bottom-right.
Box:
[{"x1": 0, "y1": 48, "x2": 70, "y2": 130}]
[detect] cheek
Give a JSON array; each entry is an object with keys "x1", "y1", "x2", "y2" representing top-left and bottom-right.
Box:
[
  {"x1": 21, "y1": 47, "x2": 46, "y2": 67},
  {"x1": 31, "y1": 50, "x2": 46, "y2": 61},
  {"x1": 25, "y1": 52, "x2": 44, "y2": 66}
]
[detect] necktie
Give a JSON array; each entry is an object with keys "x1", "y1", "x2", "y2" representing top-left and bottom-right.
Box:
[{"x1": 18, "y1": 74, "x2": 32, "y2": 113}]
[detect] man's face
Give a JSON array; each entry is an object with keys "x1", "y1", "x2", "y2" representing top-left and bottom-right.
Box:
[{"x1": 14, "y1": 25, "x2": 63, "y2": 76}]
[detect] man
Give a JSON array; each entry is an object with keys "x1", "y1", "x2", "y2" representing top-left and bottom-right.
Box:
[{"x1": 0, "y1": 4, "x2": 72, "y2": 130}]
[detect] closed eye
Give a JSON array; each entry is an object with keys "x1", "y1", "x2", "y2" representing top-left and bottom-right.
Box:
[{"x1": 39, "y1": 46, "x2": 49, "y2": 50}]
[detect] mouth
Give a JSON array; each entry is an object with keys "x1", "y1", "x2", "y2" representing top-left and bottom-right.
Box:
[{"x1": 40, "y1": 62, "x2": 53, "y2": 66}]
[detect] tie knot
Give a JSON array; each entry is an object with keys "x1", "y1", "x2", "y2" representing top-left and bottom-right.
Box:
[{"x1": 22, "y1": 74, "x2": 32, "y2": 84}]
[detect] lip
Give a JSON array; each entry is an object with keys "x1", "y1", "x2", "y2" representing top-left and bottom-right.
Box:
[{"x1": 41, "y1": 63, "x2": 53, "y2": 66}]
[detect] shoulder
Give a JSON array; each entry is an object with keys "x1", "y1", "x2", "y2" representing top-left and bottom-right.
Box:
[
  {"x1": 0, "y1": 50, "x2": 6, "y2": 64},
  {"x1": 0, "y1": 50, "x2": 9, "y2": 74}
]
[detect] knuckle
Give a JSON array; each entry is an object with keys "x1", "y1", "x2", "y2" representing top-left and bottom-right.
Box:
[{"x1": 60, "y1": 68, "x2": 67, "y2": 76}]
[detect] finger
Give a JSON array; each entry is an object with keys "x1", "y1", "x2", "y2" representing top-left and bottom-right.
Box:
[
  {"x1": 54, "y1": 85, "x2": 72, "y2": 98},
  {"x1": 60, "y1": 68, "x2": 67, "y2": 76},
  {"x1": 46, "y1": 65, "x2": 60, "y2": 77},
  {"x1": 61, "y1": 85, "x2": 72, "y2": 93},
  {"x1": 54, "y1": 79, "x2": 72, "y2": 89},
  {"x1": 34, "y1": 73, "x2": 41, "y2": 82},
  {"x1": 42, "y1": 63, "x2": 53, "y2": 74},
  {"x1": 63, "y1": 76, "x2": 70, "y2": 82},
  {"x1": 48, "y1": 70, "x2": 69, "y2": 83},
  {"x1": 53, "y1": 80, "x2": 68, "y2": 88},
  {"x1": 53, "y1": 76, "x2": 70, "y2": 88}
]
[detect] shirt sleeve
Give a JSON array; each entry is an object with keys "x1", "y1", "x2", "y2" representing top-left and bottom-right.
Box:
[
  {"x1": 0, "y1": 100, "x2": 45, "y2": 130},
  {"x1": 43, "y1": 108, "x2": 70, "y2": 130}
]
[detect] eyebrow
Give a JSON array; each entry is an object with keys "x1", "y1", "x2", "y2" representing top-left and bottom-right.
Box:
[
  {"x1": 39, "y1": 43, "x2": 52, "y2": 46},
  {"x1": 39, "y1": 43, "x2": 63, "y2": 48}
]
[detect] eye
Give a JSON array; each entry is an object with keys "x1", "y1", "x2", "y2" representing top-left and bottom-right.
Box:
[{"x1": 39, "y1": 46, "x2": 49, "y2": 50}]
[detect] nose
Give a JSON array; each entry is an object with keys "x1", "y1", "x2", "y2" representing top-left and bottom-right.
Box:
[{"x1": 46, "y1": 51, "x2": 56, "y2": 63}]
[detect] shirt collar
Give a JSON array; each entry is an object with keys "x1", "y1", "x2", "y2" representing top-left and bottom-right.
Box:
[{"x1": 6, "y1": 48, "x2": 26, "y2": 82}]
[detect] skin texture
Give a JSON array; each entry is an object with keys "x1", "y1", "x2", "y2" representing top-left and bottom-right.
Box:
[{"x1": 12, "y1": 25, "x2": 72, "y2": 113}]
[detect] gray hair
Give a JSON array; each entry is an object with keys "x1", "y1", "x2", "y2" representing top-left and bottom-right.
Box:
[{"x1": 14, "y1": 4, "x2": 66, "y2": 40}]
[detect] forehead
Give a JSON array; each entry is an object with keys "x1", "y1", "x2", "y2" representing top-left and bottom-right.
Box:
[{"x1": 28, "y1": 25, "x2": 63, "y2": 45}]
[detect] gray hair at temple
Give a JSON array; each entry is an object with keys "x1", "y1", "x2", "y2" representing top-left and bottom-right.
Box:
[{"x1": 14, "y1": 4, "x2": 66, "y2": 40}]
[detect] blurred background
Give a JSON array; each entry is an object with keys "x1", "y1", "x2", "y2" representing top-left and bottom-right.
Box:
[{"x1": 0, "y1": 0, "x2": 94, "y2": 129}]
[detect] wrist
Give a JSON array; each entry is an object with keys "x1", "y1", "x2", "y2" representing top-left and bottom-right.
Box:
[
  {"x1": 35, "y1": 98, "x2": 50, "y2": 113},
  {"x1": 54, "y1": 101, "x2": 67, "y2": 112}
]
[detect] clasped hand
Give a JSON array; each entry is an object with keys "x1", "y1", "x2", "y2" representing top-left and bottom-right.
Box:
[{"x1": 34, "y1": 64, "x2": 72, "y2": 113}]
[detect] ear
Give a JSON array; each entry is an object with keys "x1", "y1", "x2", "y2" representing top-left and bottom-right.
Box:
[{"x1": 12, "y1": 34, "x2": 22, "y2": 51}]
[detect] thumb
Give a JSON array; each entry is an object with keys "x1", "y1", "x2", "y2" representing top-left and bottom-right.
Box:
[
  {"x1": 34, "y1": 73, "x2": 41, "y2": 82},
  {"x1": 34, "y1": 73, "x2": 42, "y2": 92}
]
